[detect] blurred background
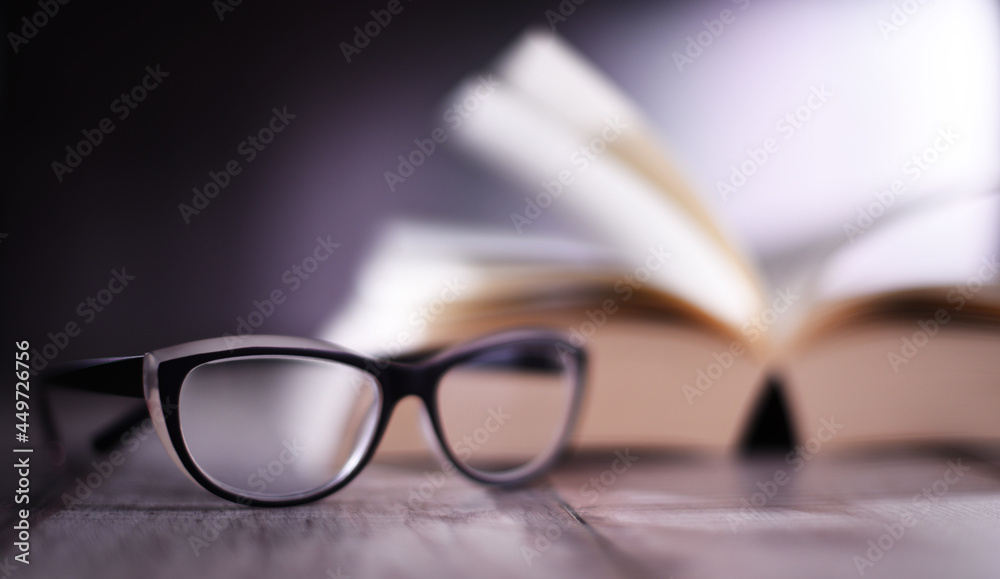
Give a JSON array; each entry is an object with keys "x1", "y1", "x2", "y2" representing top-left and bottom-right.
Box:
[
  {"x1": 1, "y1": 0, "x2": 999, "y2": 470},
  {"x1": 2, "y1": 0, "x2": 998, "y2": 360}
]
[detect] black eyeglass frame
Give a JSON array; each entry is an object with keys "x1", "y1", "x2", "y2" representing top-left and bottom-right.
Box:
[{"x1": 43, "y1": 330, "x2": 587, "y2": 507}]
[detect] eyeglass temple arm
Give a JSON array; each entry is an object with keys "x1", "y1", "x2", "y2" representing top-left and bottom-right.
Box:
[
  {"x1": 42, "y1": 356, "x2": 145, "y2": 397},
  {"x1": 42, "y1": 357, "x2": 148, "y2": 452}
]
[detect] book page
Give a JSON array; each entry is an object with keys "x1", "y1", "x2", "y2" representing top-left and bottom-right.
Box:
[
  {"x1": 448, "y1": 30, "x2": 764, "y2": 332},
  {"x1": 811, "y1": 192, "x2": 1000, "y2": 307}
]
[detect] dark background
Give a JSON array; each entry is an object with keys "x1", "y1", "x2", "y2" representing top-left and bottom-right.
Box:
[{"x1": 2, "y1": 0, "x2": 623, "y2": 363}]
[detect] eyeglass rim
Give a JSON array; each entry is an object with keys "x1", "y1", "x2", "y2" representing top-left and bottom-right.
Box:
[
  {"x1": 143, "y1": 329, "x2": 586, "y2": 507},
  {"x1": 420, "y1": 338, "x2": 586, "y2": 485}
]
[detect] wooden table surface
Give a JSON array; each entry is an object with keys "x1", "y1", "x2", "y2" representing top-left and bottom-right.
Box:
[{"x1": 5, "y1": 436, "x2": 1000, "y2": 579}]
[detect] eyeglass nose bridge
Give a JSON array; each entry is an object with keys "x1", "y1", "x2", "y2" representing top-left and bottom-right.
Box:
[{"x1": 378, "y1": 362, "x2": 439, "y2": 406}]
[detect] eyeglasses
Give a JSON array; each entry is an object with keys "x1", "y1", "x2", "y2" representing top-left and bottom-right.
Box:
[{"x1": 43, "y1": 330, "x2": 586, "y2": 507}]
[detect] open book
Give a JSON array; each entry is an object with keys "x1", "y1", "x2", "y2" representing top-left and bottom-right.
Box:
[{"x1": 323, "y1": 31, "x2": 1000, "y2": 456}]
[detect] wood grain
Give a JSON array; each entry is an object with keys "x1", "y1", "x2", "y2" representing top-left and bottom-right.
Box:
[{"x1": 5, "y1": 441, "x2": 1000, "y2": 578}]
